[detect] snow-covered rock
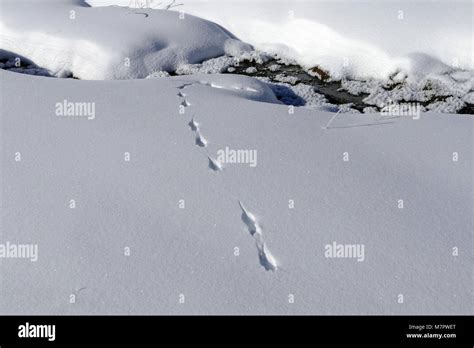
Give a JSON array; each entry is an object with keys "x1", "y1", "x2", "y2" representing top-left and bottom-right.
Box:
[
  {"x1": 0, "y1": 0, "x2": 242, "y2": 79},
  {"x1": 177, "y1": 74, "x2": 280, "y2": 104}
]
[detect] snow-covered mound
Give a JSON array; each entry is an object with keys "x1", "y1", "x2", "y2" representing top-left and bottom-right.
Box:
[
  {"x1": 1, "y1": 69, "x2": 471, "y2": 314},
  {"x1": 0, "y1": 0, "x2": 248, "y2": 79},
  {"x1": 91, "y1": 0, "x2": 473, "y2": 81},
  {"x1": 164, "y1": 74, "x2": 280, "y2": 104}
]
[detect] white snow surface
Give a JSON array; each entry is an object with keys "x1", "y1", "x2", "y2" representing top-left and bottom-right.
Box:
[
  {"x1": 0, "y1": 0, "x2": 248, "y2": 79},
  {"x1": 0, "y1": 0, "x2": 472, "y2": 315},
  {"x1": 0, "y1": 69, "x2": 472, "y2": 314}
]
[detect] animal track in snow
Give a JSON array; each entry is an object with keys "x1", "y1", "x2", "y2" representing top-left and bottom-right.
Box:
[
  {"x1": 187, "y1": 115, "x2": 207, "y2": 147},
  {"x1": 238, "y1": 201, "x2": 278, "y2": 271},
  {"x1": 181, "y1": 99, "x2": 191, "y2": 107},
  {"x1": 207, "y1": 155, "x2": 223, "y2": 171},
  {"x1": 126, "y1": 10, "x2": 149, "y2": 18},
  {"x1": 177, "y1": 83, "x2": 193, "y2": 90},
  {"x1": 195, "y1": 129, "x2": 208, "y2": 147},
  {"x1": 238, "y1": 200, "x2": 262, "y2": 236},
  {"x1": 188, "y1": 117, "x2": 199, "y2": 131},
  {"x1": 174, "y1": 85, "x2": 217, "y2": 171},
  {"x1": 255, "y1": 236, "x2": 278, "y2": 272}
]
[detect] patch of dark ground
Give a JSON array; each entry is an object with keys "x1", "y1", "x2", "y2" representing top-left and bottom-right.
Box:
[
  {"x1": 222, "y1": 58, "x2": 473, "y2": 115},
  {"x1": 458, "y1": 104, "x2": 474, "y2": 114},
  {"x1": 223, "y1": 58, "x2": 371, "y2": 112},
  {"x1": 0, "y1": 56, "x2": 52, "y2": 77}
]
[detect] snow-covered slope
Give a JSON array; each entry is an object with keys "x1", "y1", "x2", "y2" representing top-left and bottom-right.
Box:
[
  {"x1": 0, "y1": 0, "x2": 247, "y2": 79},
  {"x1": 0, "y1": 70, "x2": 471, "y2": 314}
]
